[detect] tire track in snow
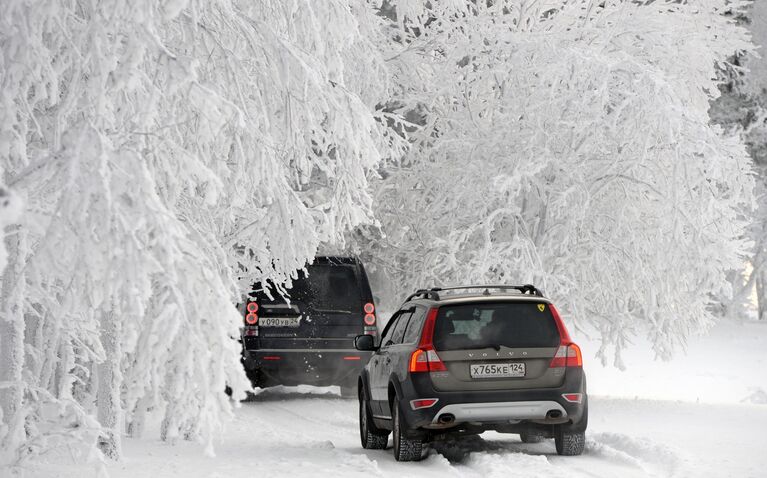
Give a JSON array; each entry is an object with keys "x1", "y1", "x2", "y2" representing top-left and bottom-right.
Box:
[
  {"x1": 584, "y1": 432, "x2": 687, "y2": 477},
  {"x1": 240, "y1": 391, "x2": 687, "y2": 478}
]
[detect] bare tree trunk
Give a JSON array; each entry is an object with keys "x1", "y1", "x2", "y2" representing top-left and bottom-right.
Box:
[
  {"x1": 96, "y1": 308, "x2": 122, "y2": 460},
  {"x1": 757, "y1": 265, "x2": 767, "y2": 321},
  {"x1": 126, "y1": 394, "x2": 150, "y2": 439},
  {"x1": 0, "y1": 229, "x2": 25, "y2": 452}
]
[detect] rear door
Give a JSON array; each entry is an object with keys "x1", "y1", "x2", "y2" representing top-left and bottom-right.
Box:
[
  {"x1": 370, "y1": 310, "x2": 408, "y2": 412},
  {"x1": 429, "y1": 301, "x2": 564, "y2": 392},
  {"x1": 256, "y1": 262, "x2": 366, "y2": 348}
]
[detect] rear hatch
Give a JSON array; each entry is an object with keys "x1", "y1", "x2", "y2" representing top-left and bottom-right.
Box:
[
  {"x1": 251, "y1": 261, "x2": 368, "y2": 347},
  {"x1": 429, "y1": 301, "x2": 564, "y2": 391}
]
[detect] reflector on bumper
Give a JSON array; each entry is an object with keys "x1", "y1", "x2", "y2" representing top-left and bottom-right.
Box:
[
  {"x1": 410, "y1": 398, "x2": 439, "y2": 410},
  {"x1": 562, "y1": 393, "x2": 583, "y2": 403}
]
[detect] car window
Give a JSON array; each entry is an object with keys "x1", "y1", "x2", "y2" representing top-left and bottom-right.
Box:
[
  {"x1": 379, "y1": 312, "x2": 402, "y2": 346},
  {"x1": 432, "y1": 302, "x2": 560, "y2": 351},
  {"x1": 402, "y1": 307, "x2": 426, "y2": 344},
  {"x1": 251, "y1": 264, "x2": 362, "y2": 312},
  {"x1": 389, "y1": 310, "x2": 412, "y2": 345}
]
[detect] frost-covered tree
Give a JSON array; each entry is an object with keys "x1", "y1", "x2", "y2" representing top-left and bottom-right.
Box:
[
  {"x1": 0, "y1": 0, "x2": 401, "y2": 469},
  {"x1": 363, "y1": 0, "x2": 756, "y2": 365},
  {"x1": 710, "y1": 0, "x2": 767, "y2": 320}
]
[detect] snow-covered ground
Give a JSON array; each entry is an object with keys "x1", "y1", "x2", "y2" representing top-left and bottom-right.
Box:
[
  {"x1": 35, "y1": 319, "x2": 767, "y2": 478},
  {"x1": 106, "y1": 391, "x2": 766, "y2": 478}
]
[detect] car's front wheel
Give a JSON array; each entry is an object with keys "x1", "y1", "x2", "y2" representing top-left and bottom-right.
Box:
[
  {"x1": 359, "y1": 390, "x2": 388, "y2": 449},
  {"x1": 392, "y1": 397, "x2": 424, "y2": 461}
]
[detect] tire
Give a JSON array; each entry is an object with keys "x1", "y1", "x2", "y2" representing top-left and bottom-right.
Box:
[
  {"x1": 245, "y1": 366, "x2": 265, "y2": 389},
  {"x1": 340, "y1": 385, "x2": 357, "y2": 399},
  {"x1": 392, "y1": 397, "x2": 424, "y2": 462},
  {"x1": 554, "y1": 427, "x2": 585, "y2": 456},
  {"x1": 359, "y1": 390, "x2": 388, "y2": 450},
  {"x1": 520, "y1": 430, "x2": 545, "y2": 444}
]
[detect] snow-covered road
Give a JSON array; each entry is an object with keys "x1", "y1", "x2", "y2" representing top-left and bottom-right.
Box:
[{"x1": 107, "y1": 387, "x2": 765, "y2": 478}]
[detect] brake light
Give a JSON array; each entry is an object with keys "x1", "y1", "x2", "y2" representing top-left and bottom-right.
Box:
[
  {"x1": 263, "y1": 356, "x2": 281, "y2": 361},
  {"x1": 247, "y1": 302, "x2": 259, "y2": 313},
  {"x1": 245, "y1": 313, "x2": 258, "y2": 325},
  {"x1": 343, "y1": 356, "x2": 361, "y2": 361},
  {"x1": 409, "y1": 348, "x2": 447, "y2": 373},
  {"x1": 417, "y1": 308, "x2": 439, "y2": 348},
  {"x1": 549, "y1": 304, "x2": 572, "y2": 343},
  {"x1": 362, "y1": 302, "x2": 376, "y2": 326},
  {"x1": 410, "y1": 398, "x2": 439, "y2": 410},
  {"x1": 549, "y1": 343, "x2": 582, "y2": 368}
]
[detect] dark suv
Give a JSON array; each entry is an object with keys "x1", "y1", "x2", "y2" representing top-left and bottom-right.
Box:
[
  {"x1": 240, "y1": 256, "x2": 378, "y2": 396},
  {"x1": 354, "y1": 285, "x2": 587, "y2": 461}
]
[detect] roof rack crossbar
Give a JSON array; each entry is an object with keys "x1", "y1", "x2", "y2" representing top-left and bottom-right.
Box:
[
  {"x1": 404, "y1": 284, "x2": 544, "y2": 303},
  {"x1": 404, "y1": 289, "x2": 441, "y2": 302},
  {"x1": 431, "y1": 284, "x2": 543, "y2": 297}
]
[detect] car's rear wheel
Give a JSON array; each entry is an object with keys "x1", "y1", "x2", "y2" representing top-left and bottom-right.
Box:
[
  {"x1": 359, "y1": 390, "x2": 388, "y2": 449},
  {"x1": 520, "y1": 430, "x2": 545, "y2": 444},
  {"x1": 341, "y1": 385, "x2": 356, "y2": 399},
  {"x1": 392, "y1": 397, "x2": 424, "y2": 461},
  {"x1": 554, "y1": 427, "x2": 585, "y2": 455},
  {"x1": 245, "y1": 366, "x2": 265, "y2": 389}
]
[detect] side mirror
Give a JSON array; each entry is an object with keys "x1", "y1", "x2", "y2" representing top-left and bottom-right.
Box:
[{"x1": 354, "y1": 334, "x2": 376, "y2": 351}]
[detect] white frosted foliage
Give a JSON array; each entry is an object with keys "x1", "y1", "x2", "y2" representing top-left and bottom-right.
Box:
[
  {"x1": 0, "y1": 0, "x2": 399, "y2": 469},
  {"x1": 365, "y1": 0, "x2": 756, "y2": 365}
]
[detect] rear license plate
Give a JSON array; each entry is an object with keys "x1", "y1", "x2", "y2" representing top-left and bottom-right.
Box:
[
  {"x1": 259, "y1": 317, "x2": 300, "y2": 328},
  {"x1": 470, "y1": 362, "x2": 526, "y2": 379}
]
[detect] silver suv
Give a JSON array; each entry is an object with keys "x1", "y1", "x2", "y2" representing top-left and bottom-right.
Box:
[{"x1": 354, "y1": 285, "x2": 587, "y2": 461}]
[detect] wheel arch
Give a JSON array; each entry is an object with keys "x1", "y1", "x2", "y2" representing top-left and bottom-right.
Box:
[{"x1": 386, "y1": 376, "x2": 404, "y2": 415}]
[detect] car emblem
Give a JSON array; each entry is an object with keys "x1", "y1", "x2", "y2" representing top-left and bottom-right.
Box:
[{"x1": 537, "y1": 304, "x2": 546, "y2": 312}]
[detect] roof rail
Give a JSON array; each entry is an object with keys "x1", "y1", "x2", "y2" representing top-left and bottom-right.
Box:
[
  {"x1": 404, "y1": 289, "x2": 441, "y2": 302},
  {"x1": 404, "y1": 284, "x2": 544, "y2": 302}
]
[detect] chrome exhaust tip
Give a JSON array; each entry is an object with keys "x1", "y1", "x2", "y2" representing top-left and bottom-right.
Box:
[
  {"x1": 438, "y1": 413, "x2": 455, "y2": 424},
  {"x1": 546, "y1": 409, "x2": 562, "y2": 419}
]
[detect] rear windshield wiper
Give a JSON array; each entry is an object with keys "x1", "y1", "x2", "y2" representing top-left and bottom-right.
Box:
[{"x1": 454, "y1": 343, "x2": 503, "y2": 351}]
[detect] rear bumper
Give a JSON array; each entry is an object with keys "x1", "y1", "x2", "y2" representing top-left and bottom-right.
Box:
[
  {"x1": 398, "y1": 368, "x2": 587, "y2": 431},
  {"x1": 243, "y1": 348, "x2": 372, "y2": 387},
  {"x1": 429, "y1": 400, "x2": 567, "y2": 424}
]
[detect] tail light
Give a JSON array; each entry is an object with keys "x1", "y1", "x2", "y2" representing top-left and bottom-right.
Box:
[
  {"x1": 245, "y1": 301, "x2": 259, "y2": 325},
  {"x1": 548, "y1": 304, "x2": 572, "y2": 343},
  {"x1": 409, "y1": 307, "x2": 445, "y2": 373},
  {"x1": 547, "y1": 304, "x2": 581, "y2": 368},
  {"x1": 363, "y1": 302, "x2": 377, "y2": 334},
  {"x1": 549, "y1": 343, "x2": 582, "y2": 368},
  {"x1": 409, "y1": 348, "x2": 447, "y2": 373}
]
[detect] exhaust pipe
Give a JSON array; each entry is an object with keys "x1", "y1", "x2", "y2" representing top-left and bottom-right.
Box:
[
  {"x1": 546, "y1": 410, "x2": 562, "y2": 419},
  {"x1": 438, "y1": 413, "x2": 455, "y2": 424}
]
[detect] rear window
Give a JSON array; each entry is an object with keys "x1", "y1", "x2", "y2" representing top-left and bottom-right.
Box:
[
  {"x1": 253, "y1": 265, "x2": 362, "y2": 312},
  {"x1": 432, "y1": 302, "x2": 560, "y2": 350}
]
